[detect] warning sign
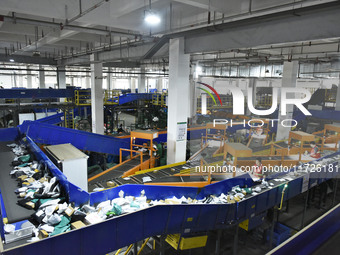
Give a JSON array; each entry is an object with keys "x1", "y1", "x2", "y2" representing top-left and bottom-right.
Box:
[{"x1": 177, "y1": 122, "x2": 187, "y2": 141}]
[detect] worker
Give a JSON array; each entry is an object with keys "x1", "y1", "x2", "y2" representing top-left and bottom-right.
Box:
[
  {"x1": 310, "y1": 141, "x2": 321, "y2": 158},
  {"x1": 252, "y1": 157, "x2": 263, "y2": 180},
  {"x1": 117, "y1": 124, "x2": 125, "y2": 134}
]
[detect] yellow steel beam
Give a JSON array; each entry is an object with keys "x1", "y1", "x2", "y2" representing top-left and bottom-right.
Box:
[
  {"x1": 137, "y1": 238, "x2": 150, "y2": 255},
  {"x1": 123, "y1": 245, "x2": 133, "y2": 255}
]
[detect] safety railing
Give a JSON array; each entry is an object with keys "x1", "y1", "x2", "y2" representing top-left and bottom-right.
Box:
[
  {"x1": 325, "y1": 88, "x2": 337, "y2": 103},
  {"x1": 74, "y1": 89, "x2": 120, "y2": 106},
  {"x1": 256, "y1": 94, "x2": 273, "y2": 107},
  {"x1": 104, "y1": 90, "x2": 119, "y2": 105},
  {"x1": 75, "y1": 89, "x2": 91, "y2": 106},
  {"x1": 119, "y1": 148, "x2": 143, "y2": 166},
  {"x1": 152, "y1": 93, "x2": 167, "y2": 106}
]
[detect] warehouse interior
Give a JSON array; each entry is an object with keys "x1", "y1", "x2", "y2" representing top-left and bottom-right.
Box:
[{"x1": 1, "y1": 0, "x2": 340, "y2": 254}]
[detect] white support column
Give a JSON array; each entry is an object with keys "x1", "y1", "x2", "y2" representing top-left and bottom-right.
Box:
[
  {"x1": 201, "y1": 93, "x2": 207, "y2": 115},
  {"x1": 131, "y1": 78, "x2": 136, "y2": 93},
  {"x1": 90, "y1": 54, "x2": 104, "y2": 135},
  {"x1": 138, "y1": 67, "x2": 146, "y2": 93},
  {"x1": 39, "y1": 65, "x2": 45, "y2": 88},
  {"x1": 85, "y1": 76, "x2": 91, "y2": 89},
  {"x1": 18, "y1": 70, "x2": 23, "y2": 87},
  {"x1": 27, "y1": 66, "x2": 32, "y2": 88},
  {"x1": 189, "y1": 75, "x2": 196, "y2": 120},
  {"x1": 336, "y1": 77, "x2": 340, "y2": 111},
  {"x1": 157, "y1": 77, "x2": 163, "y2": 92},
  {"x1": 276, "y1": 61, "x2": 299, "y2": 141},
  {"x1": 107, "y1": 68, "x2": 112, "y2": 91},
  {"x1": 112, "y1": 78, "x2": 117, "y2": 90},
  {"x1": 57, "y1": 67, "x2": 66, "y2": 89},
  {"x1": 167, "y1": 38, "x2": 190, "y2": 164}
]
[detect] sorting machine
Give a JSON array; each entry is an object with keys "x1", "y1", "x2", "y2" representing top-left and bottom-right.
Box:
[
  {"x1": 1, "y1": 114, "x2": 340, "y2": 254},
  {"x1": 1, "y1": 125, "x2": 339, "y2": 254}
]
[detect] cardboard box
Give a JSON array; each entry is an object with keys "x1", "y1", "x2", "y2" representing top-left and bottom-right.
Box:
[
  {"x1": 71, "y1": 221, "x2": 86, "y2": 230},
  {"x1": 64, "y1": 206, "x2": 75, "y2": 217},
  {"x1": 38, "y1": 230, "x2": 49, "y2": 239}
]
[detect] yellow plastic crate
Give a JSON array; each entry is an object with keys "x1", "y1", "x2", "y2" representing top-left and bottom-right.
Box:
[{"x1": 166, "y1": 234, "x2": 208, "y2": 250}]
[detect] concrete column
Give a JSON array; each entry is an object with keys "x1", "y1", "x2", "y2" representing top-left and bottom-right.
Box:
[
  {"x1": 112, "y1": 78, "x2": 117, "y2": 90},
  {"x1": 57, "y1": 67, "x2": 66, "y2": 89},
  {"x1": 90, "y1": 54, "x2": 104, "y2": 135},
  {"x1": 107, "y1": 68, "x2": 112, "y2": 91},
  {"x1": 201, "y1": 93, "x2": 207, "y2": 115},
  {"x1": 167, "y1": 38, "x2": 190, "y2": 164},
  {"x1": 39, "y1": 65, "x2": 45, "y2": 88},
  {"x1": 131, "y1": 78, "x2": 136, "y2": 93},
  {"x1": 18, "y1": 70, "x2": 23, "y2": 87},
  {"x1": 157, "y1": 78, "x2": 163, "y2": 92},
  {"x1": 276, "y1": 61, "x2": 299, "y2": 141},
  {"x1": 12, "y1": 73, "x2": 16, "y2": 87},
  {"x1": 138, "y1": 67, "x2": 146, "y2": 93},
  {"x1": 27, "y1": 66, "x2": 32, "y2": 88},
  {"x1": 85, "y1": 76, "x2": 91, "y2": 89},
  {"x1": 336, "y1": 78, "x2": 340, "y2": 111},
  {"x1": 190, "y1": 77, "x2": 197, "y2": 122}
]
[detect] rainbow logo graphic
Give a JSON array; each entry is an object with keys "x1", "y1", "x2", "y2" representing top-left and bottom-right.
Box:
[{"x1": 196, "y1": 82, "x2": 223, "y2": 106}]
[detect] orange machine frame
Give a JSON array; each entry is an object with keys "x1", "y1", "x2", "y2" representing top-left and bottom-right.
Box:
[
  {"x1": 314, "y1": 124, "x2": 340, "y2": 151},
  {"x1": 224, "y1": 143, "x2": 253, "y2": 177}
]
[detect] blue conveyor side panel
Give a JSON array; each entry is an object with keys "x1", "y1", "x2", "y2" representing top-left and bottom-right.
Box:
[
  {"x1": 25, "y1": 136, "x2": 71, "y2": 197},
  {"x1": 2, "y1": 202, "x2": 237, "y2": 255},
  {"x1": 294, "y1": 109, "x2": 340, "y2": 122},
  {"x1": 0, "y1": 88, "x2": 75, "y2": 99},
  {"x1": 0, "y1": 187, "x2": 6, "y2": 239},
  {"x1": 187, "y1": 128, "x2": 206, "y2": 140},
  {"x1": 118, "y1": 93, "x2": 153, "y2": 105},
  {"x1": 272, "y1": 204, "x2": 340, "y2": 255},
  {"x1": 0, "y1": 128, "x2": 19, "y2": 142},
  {"x1": 21, "y1": 121, "x2": 130, "y2": 155}
]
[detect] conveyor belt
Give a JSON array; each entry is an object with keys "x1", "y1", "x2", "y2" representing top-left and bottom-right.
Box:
[
  {"x1": 88, "y1": 156, "x2": 150, "y2": 191},
  {"x1": 88, "y1": 146, "x2": 224, "y2": 192},
  {"x1": 237, "y1": 156, "x2": 284, "y2": 161},
  {"x1": 0, "y1": 142, "x2": 32, "y2": 223}
]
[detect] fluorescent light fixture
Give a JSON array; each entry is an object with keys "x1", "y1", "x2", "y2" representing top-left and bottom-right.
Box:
[
  {"x1": 9, "y1": 59, "x2": 14, "y2": 62},
  {"x1": 145, "y1": 11, "x2": 161, "y2": 25},
  {"x1": 195, "y1": 65, "x2": 203, "y2": 78}
]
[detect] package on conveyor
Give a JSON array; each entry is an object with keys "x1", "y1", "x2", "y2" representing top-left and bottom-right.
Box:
[{"x1": 7, "y1": 143, "x2": 28, "y2": 157}]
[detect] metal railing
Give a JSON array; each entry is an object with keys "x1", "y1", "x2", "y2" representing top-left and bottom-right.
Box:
[{"x1": 74, "y1": 89, "x2": 120, "y2": 106}]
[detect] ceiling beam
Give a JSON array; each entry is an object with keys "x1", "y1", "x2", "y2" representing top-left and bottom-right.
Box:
[
  {"x1": 184, "y1": 1, "x2": 340, "y2": 54},
  {"x1": 0, "y1": 54, "x2": 57, "y2": 65},
  {"x1": 172, "y1": 0, "x2": 218, "y2": 12}
]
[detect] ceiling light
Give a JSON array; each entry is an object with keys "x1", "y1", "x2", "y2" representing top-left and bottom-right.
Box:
[
  {"x1": 9, "y1": 59, "x2": 14, "y2": 62},
  {"x1": 195, "y1": 65, "x2": 203, "y2": 78},
  {"x1": 145, "y1": 11, "x2": 161, "y2": 25}
]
